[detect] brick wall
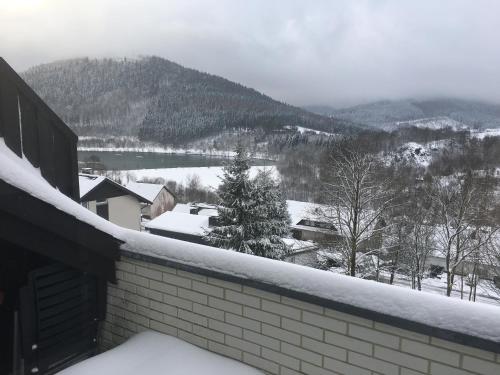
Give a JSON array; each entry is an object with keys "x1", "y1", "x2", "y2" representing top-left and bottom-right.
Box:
[{"x1": 101, "y1": 256, "x2": 500, "y2": 375}]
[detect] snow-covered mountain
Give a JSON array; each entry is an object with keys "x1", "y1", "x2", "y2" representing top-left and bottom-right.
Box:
[
  {"x1": 22, "y1": 57, "x2": 356, "y2": 145},
  {"x1": 317, "y1": 99, "x2": 500, "y2": 130}
]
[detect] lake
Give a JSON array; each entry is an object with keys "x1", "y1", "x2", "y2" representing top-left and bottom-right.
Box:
[{"x1": 78, "y1": 151, "x2": 273, "y2": 171}]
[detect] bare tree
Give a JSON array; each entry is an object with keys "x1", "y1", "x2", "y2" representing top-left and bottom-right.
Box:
[
  {"x1": 430, "y1": 172, "x2": 498, "y2": 296},
  {"x1": 320, "y1": 143, "x2": 393, "y2": 277}
]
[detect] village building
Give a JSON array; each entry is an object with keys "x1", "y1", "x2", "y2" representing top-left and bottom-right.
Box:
[
  {"x1": 125, "y1": 181, "x2": 176, "y2": 220},
  {"x1": 79, "y1": 174, "x2": 150, "y2": 231}
]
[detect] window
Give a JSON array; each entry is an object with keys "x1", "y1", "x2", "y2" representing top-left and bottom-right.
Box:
[{"x1": 96, "y1": 200, "x2": 109, "y2": 220}]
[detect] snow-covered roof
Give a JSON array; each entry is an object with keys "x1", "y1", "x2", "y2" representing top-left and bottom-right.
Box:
[
  {"x1": 286, "y1": 200, "x2": 325, "y2": 225},
  {"x1": 282, "y1": 238, "x2": 318, "y2": 254},
  {"x1": 145, "y1": 212, "x2": 209, "y2": 236},
  {"x1": 125, "y1": 181, "x2": 165, "y2": 202},
  {"x1": 3, "y1": 137, "x2": 500, "y2": 345},
  {"x1": 78, "y1": 174, "x2": 106, "y2": 198},
  {"x1": 198, "y1": 208, "x2": 218, "y2": 217},
  {"x1": 172, "y1": 203, "x2": 192, "y2": 213},
  {"x1": 58, "y1": 331, "x2": 263, "y2": 375},
  {"x1": 79, "y1": 173, "x2": 150, "y2": 203}
]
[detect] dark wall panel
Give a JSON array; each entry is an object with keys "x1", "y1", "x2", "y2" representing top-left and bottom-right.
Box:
[
  {"x1": 54, "y1": 127, "x2": 72, "y2": 196},
  {"x1": 0, "y1": 73, "x2": 21, "y2": 156},
  {"x1": 19, "y1": 93, "x2": 40, "y2": 167},
  {"x1": 38, "y1": 114, "x2": 57, "y2": 187}
]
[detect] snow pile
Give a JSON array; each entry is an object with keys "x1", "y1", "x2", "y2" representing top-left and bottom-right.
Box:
[
  {"x1": 145, "y1": 212, "x2": 209, "y2": 235},
  {"x1": 57, "y1": 331, "x2": 263, "y2": 375},
  {"x1": 471, "y1": 128, "x2": 500, "y2": 139},
  {"x1": 3, "y1": 138, "x2": 500, "y2": 343}
]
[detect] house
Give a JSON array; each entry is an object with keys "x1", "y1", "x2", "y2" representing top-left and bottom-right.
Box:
[
  {"x1": 0, "y1": 57, "x2": 120, "y2": 374},
  {"x1": 144, "y1": 211, "x2": 210, "y2": 244},
  {"x1": 79, "y1": 173, "x2": 150, "y2": 230},
  {"x1": 282, "y1": 238, "x2": 319, "y2": 267},
  {"x1": 287, "y1": 200, "x2": 341, "y2": 243},
  {"x1": 125, "y1": 181, "x2": 176, "y2": 219}
]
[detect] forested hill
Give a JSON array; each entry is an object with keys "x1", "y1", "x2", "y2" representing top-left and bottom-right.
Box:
[
  {"x1": 22, "y1": 56, "x2": 356, "y2": 144},
  {"x1": 311, "y1": 99, "x2": 500, "y2": 129}
]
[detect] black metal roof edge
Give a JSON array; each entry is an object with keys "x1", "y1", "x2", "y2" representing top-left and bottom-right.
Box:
[{"x1": 120, "y1": 249, "x2": 500, "y2": 354}]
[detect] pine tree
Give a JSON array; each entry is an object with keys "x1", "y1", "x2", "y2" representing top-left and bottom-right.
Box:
[
  {"x1": 206, "y1": 145, "x2": 291, "y2": 259},
  {"x1": 246, "y1": 170, "x2": 291, "y2": 259},
  {"x1": 206, "y1": 143, "x2": 255, "y2": 252}
]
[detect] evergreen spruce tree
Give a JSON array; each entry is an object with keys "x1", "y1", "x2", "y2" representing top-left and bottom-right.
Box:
[
  {"x1": 246, "y1": 170, "x2": 291, "y2": 259},
  {"x1": 206, "y1": 143, "x2": 255, "y2": 253},
  {"x1": 206, "y1": 145, "x2": 291, "y2": 259}
]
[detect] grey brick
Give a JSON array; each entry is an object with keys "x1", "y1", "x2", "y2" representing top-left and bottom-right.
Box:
[
  {"x1": 209, "y1": 297, "x2": 242, "y2": 315},
  {"x1": 325, "y1": 330, "x2": 372, "y2": 355},
  {"x1": 178, "y1": 330, "x2": 208, "y2": 349},
  {"x1": 208, "y1": 277, "x2": 242, "y2": 291},
  {"x1": 374, "y1": 346, "x2": 428, "y2": 373},
  {"x1": 401, "y1": 339, "x2": 460, "y2": 366},
  {"x1": 262, "y1": 300, "x2": 301, "y2": 320},
  {"x1": 348, "y1": 351, "x2": 399, "y2": 375},
  {"x1": 226, "y1": 290, "x2": 261, "y2": 308},
  {"x1": 136, "y1": 265, "x2": 162, "y2": 281},
  {"x1": 192, "y1": 280, "x2": 224, "y2": 298},
  {"x1": 192, "y1": 325, "x2": 225, "y2": 343},
  {"x1": 193, "y1": 303, "x2": 225, "y2": 321},
  {"x1": 226, "y1": 335, "x2": 261, "y2": 356},
  {"x1": 324, "y1": 356, "x2": 371, "y2": 375},
  {"x1": 163, "y1": 272, "x2": 192, "y2": 288},
  {"x1": 303, "y1": 310, "x2": 347, "y2": 334},
  {"x1": 244, "y1": 329, "x2": 280, "y2": 351},
  {"x1": 244, "y1": 306, "x2": 280, "y2": 326},
  {"x1": 243, "y1": 286, "x2": 280, "y2": 302},
  {"x1": 243, "y1": 353, "x2": 279, "y2": 374},
  {"x1": 262, "y1": 348, "x2": 300, "y2": 370},
  {"x1": 262, "y1": 323, "x2": 301, "y2": 345},
  {"x1": 226, "y1": 313, "x2": 261, "y2": 332},
  {"x1": 462, "y1": 355, "x2": 500, "y2": 375},
  {"x1": 282, "y1": 318, "x2": 323, "y2": 340},
  {"x1": 302, "y1": 337, "x2": 347, "y2": 361},
  {"x1": 178, "y1": 309, "x2": 208, "y2": 327},
  {"x1": 163, "y1": 294, "x2": 193, "y2": 311},
  {"x1": 209, "y1": 341, "x2": 242, "y2": 361},
  {"x1": 281, "y1": 296, "x2": 324, "y2": 314},
  {"x1": 149, "y1": 279, "x2": 177, "y2": 295},
  {"x1": 281, "y1": 342, "x2": 322, "y2": 366},
  {"x1": 209, "y1": 319, "x2": 243, "y2": 338},
  {"x1": 349, "y1": 324, "x2": 400, "y2": 349},
  {"x1": 150, "y1": 320, "x2": 177, "y2": 336},
  {"x1": 178, "y1": 288, "x2": 208, "y2": 305}
]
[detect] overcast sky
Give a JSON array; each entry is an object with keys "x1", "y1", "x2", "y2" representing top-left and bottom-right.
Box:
[{"x1": 1, "y1": 0, "x2": 499, "y2": 107}]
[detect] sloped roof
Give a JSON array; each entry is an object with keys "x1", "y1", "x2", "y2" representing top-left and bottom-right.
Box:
[
  {"x1": 0, "y1": 138, "x2": 121, "y2": 280},
  {"x1": 145, "y1": 211, "x2": 209, "y2": 236},
  {"x1": 79, "y1": 173, "x2": 151, "y2": 203},
  {"x1": 125, "y1": 181, "x2": 168, "y2": 202}
]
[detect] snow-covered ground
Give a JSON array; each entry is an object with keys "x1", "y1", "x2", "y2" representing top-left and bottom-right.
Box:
[
  {"x1": 284, "y1": 125, "x2": 336, "y2": 136},
  {"x1": 58, "y1": 331, "x2": 263, "y2": 375},
  {"x1": 116, "y1": 165, "x2": 279, "y2": 189},
  {"x1": 390, "y1": 116, "x2": 469, "y2": 131},
  {"x1": 471, "y1": 128, "x2": 500, "y2": 139}
]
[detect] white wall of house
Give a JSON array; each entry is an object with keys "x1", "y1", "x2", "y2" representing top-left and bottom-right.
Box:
[
  {"x1": 150, "y1": 189, "x2": 176, "y2": 219},
  {"x1": 84, "y1": 195, "x2": 142, "y2": 231},
  {"x1": 108, "y1": 195, "x2": 141, "y2": 231}
]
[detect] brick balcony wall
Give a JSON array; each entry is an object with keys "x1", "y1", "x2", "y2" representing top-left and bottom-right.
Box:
[{"x1": 101, "y1": 255, "x2": 500, "y2": 375}]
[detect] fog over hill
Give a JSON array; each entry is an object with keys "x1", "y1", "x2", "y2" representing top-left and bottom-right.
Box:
[
  {"x1": 22, "y1": 56, "x2": 356, "y2": 145},
  {"x1": 306, "y1": 99, "x2": 500, "y2": 129}
]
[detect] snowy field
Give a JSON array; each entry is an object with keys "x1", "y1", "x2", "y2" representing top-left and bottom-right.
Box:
[{"x1": 116, "y1": 165, "x2": 279, "y2": 188}]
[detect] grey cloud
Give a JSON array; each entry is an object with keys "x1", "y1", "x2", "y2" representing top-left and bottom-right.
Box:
[{"x1": 1, "y1": 0, "x2": 499, "y2": 107}]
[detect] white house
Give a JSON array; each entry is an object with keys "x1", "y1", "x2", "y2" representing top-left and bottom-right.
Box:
[
  {"x1": 144, "y1": 211, "x2": 210, "y2": 244},
  {"x1": 125, "y1": 181, "x2": 176, "y2": 219},
  {"x1": 79, "y1": 174, "x2": 150, "y2": 231}
]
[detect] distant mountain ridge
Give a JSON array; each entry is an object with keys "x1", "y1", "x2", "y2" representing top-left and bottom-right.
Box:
[
  {"x1": 305, "y1": 99, "x2": 500, "y2": 129},
  {"x1": 22, "y1": 56, "x2": 355, "y2": 144}
]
